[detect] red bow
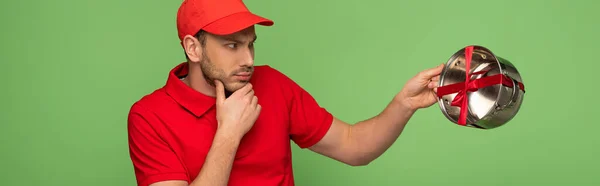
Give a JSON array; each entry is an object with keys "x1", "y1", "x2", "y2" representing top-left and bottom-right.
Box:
[{"x1": 436, "y1": 46, "x2": 525, "y2": 125}]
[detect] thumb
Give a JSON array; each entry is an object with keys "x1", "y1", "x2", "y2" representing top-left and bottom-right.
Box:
[
  {"x1": 422, "y1": 63, "x2": 445, "y2": 79},
  {"x1": 214, "y1": 80, "x2": 225, "y2": 104}
]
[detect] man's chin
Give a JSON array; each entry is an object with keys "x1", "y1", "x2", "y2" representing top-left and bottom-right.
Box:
[{"x1": 224, "y1": 81, "x2": 249, "y2": 92}]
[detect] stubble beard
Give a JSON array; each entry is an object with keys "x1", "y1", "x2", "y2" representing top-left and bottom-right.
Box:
[
  {"x1": 199, "y1": 53, "x2": 234, "y2": 97},
  {"x1": 199, "y1": 49, "x2": 254, "y2": 98}
]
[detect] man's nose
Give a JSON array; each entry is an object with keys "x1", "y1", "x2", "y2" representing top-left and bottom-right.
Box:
[{"x1": 240, "y1": 48, "x2": 254, "y2": 67}]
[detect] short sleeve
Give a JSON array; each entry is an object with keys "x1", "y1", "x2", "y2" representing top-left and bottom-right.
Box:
[
  {"x1": 270, "y1": 67, "x2": 334, "y2": 149},
  {"x1": 127, "y1": 104, "x2": 189, "y2": 186}
]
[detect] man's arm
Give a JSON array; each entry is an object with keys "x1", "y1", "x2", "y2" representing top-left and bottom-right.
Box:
[
  {"x1": 308, "y1": 98, "x2": 415, "y2": 166},
  {"x1": 149, "y1": 131, "x2": 241, "y2": 186},
  {"x1": 308, "y1": 64, "x2": 444, "y2": 166}
]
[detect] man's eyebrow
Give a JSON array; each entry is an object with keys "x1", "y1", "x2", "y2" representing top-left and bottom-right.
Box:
[
  {"x1": 220, "y1": 36, "x2": 241, "y2": 43},
  {"x1": 220, "y1": 35, "x2": 257, "y2": 43}
]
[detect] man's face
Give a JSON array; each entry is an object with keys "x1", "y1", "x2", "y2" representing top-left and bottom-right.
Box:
[{"x1": 199, "y1": 26, "x2": 257, "y2": 92}]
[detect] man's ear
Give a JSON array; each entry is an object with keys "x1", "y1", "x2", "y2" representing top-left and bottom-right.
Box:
[{"x1": 182, "y1": 35, "x2": 202, "y2": 63}]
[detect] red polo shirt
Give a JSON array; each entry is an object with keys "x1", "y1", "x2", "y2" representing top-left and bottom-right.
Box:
[{"x1": 127, "y1": 62, "x2": 333, "y2": 186}]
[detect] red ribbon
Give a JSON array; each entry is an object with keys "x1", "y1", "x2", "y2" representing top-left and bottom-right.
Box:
[{"x1": 436, "y1": 46, "x2": 525, "y2": 125}]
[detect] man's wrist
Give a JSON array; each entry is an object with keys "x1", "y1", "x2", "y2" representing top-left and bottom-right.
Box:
[
  {"x1": 394, "y1": 93, "x2": 418, "y2": 113},
  {"x1": 214, "y1": 127, "x2": 242, "y2": 145}
]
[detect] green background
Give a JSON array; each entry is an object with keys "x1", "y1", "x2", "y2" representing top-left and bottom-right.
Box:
[{"x1": 1, "y1": 0, "x2": 598, "y2": 185}]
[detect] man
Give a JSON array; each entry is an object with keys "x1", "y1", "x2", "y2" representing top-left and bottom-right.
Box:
[{"x1": 127, "y1": 0, "x2": 444, "y2": 186}]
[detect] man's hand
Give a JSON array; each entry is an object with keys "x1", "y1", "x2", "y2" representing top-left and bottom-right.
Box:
[
  {"x1": 396, "y1": 64, "x2": 444, "y2": 111},
  {"x1": 214, "y1": 80, "x2": 262, "y2": 139}
]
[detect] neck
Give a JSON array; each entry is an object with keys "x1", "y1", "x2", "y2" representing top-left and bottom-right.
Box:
[{"x1": 184, "y1": 62, "x2": 217, "y2": 97}]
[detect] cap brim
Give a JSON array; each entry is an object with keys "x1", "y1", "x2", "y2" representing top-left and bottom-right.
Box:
[{"x1": 203, "y1": 12, "x2": 274, "y2": 35}]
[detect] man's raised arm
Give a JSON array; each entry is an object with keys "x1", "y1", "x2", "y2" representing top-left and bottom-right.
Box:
[{"x1": 308, "y1": 64, "x2": 444, "y2": 166}]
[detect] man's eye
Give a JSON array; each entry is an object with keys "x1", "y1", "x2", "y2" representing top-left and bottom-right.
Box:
[{"x1": 227, "y1": 43, "x2": 236, "y2": 49}]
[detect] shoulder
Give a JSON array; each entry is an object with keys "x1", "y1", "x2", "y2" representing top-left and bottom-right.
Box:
[
  {"x1": 253, "y1": 65, "x2": 290, "y2": 80},
  {"x1": 251, "y1": 65, "x2": 314, "y2": 100},
  {"x1": 251, "y1": 65, "x2": 298, "y2": 87},
  {"x1": 128, "y1": 88, "x2": 171, "y2": 117},
  {"x1": 250, "y1": 65, "x2": 302, "y2": 105},
  {"x1": 252, "y1": 65, "x2": 298, "y2": 89}
]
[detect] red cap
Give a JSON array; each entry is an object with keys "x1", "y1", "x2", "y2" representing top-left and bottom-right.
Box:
[{"x1": 176, "y1": 0, "x2": 274, "y2": 41}]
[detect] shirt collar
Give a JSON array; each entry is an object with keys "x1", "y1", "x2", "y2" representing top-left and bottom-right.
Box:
[{"x1": 165, "y1": 62, "x2": 216, "y2": 117}]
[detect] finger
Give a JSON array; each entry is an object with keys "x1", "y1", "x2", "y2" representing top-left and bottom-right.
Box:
[
  {"x1": 250, "y1": 96, "x2": 258, "y2": 108},
  {"x1": 421, "y1": 64, "x2": 445, "y2": 79},
  {"x1": 248, "y1": 103, "x2": 262, "y2": 121},
  {"x1": 242, "y1": 89, "x2": 255, "y2": 104},
  {"x1": 243, "y1": 90, "x2": 254, "y2": 104},
  {"x1": 255, "y1": 104, "x2": 262, "y2": 116},
  {"x1": 247, "y1": 89, "x2": 255, "y2": 97},
  {"x1": 428, "y1": 80, "x2": 439, "y2": 89},
  {"x1": 431, "y1": 75, "x2": 440, "y2": 81},
  {"x1": 214, "y1": 80, "x2": 225, "y2": 105}
]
